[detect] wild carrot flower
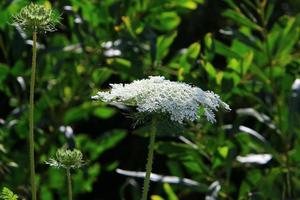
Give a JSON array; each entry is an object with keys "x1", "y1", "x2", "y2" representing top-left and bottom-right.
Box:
[
  {"x1": 92, "y1": 76, "x2": 230, "y2": 123},
  {"x1": 92, "y1": 76, "x2": 230, "y2": 200}
]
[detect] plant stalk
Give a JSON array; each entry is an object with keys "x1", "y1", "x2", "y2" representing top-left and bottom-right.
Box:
[
  {"x1": 29, "y1": 31, "x2": 37, "y2": 200},
  {"x1": 141, "y1": 117, "x2": 157, "y2": 200},
  {"x1": 67, "y1": 168, "x2": 73, "y2": 200}
]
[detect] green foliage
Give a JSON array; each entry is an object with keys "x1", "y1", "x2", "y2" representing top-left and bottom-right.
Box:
[
  {"x1": 163, "y1": 183, "x2": 179, "y2": 200},
  {"x1": 0, "y1": 187, "x2": 18, "y2": 200},
  {"x1": 1, "y1": 0, "x2": 300, "y2": 199}
]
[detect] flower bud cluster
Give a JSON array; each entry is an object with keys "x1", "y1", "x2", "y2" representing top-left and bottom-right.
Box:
[
  {"x1": 12, "y1": 3, "x2": 60, "y2": 32},
  {"x1": 46, "y1": 147, "x2": 84, "y2": 169}
]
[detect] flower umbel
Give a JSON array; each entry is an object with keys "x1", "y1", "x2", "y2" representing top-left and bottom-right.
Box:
[
  {"x1": 46, "y1": 146, "x2": 84, "y2": 169},
  {"x1": 12, "y1": 3, "x2": 60, "y2": 32},
  {"x1": 92, "y1": 76, "x2": 230, "y2": 123}
]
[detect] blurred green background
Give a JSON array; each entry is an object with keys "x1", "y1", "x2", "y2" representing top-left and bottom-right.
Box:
[{"x1": 1, "y1": 0, "x2": 300, "y2": 199}]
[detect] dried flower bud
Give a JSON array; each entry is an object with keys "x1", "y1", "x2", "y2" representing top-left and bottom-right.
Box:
[
  {"x1": 12, "y1": 3, "x2": 60, "y2": 32},
  {"x1": 46, "y1": 146, "x2": 84, "y2": 169}
]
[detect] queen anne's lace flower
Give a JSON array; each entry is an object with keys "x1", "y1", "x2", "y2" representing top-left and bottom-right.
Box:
[{"x1": 92, "y1": 76, "x2": 230, "y2": 123}]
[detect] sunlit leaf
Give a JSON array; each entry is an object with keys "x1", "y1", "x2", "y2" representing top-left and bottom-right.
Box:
[
  {"x1": 93, "y1": 107, "x2": 116, "y2": 119},
  {"x1": 223, "y1": 9, "x2": 261, "y2": 31},
  {"x1": 150, "y1": 12, "x2": 181, "y2": 31},
  {"x1": 163, "y1": 183, "x2": 178, "y2": 200},
  {"x1": 156, "y1": 32, "x2": 177, "y2": 62}
]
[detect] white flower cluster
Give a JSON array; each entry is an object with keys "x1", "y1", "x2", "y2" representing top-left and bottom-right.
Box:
[{"x1": 92, "y1": 76, "x2": 230, "y2": 123}]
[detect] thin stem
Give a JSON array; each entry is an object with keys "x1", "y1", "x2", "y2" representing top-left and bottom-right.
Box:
[
  {"x1": 29, "y1": 31, "x2": 37, "y2": 200},
  {"x1": 67, "y1": 168, "x2": 73, "y2": 200},
  {"x1": 141, "y1": 117, "x2": 157, "y2": 200}
]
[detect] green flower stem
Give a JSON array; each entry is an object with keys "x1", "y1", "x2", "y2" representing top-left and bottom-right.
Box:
[
  {"x1": 67, "y1": 168, "x2": 73, "y2": 200},
  {"x1": 29, "y1": 31, "x2": 37, "y2": 200},
  {"x1": 141, "y1": 117, "x2": 157, "y2": 200}
]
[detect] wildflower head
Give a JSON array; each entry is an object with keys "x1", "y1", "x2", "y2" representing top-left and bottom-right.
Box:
[
  {"x1": 46, "y1": 146, "x2": 84, "y2": 169},
  {"x1": 12, "y1": 3, "x2": 60, "y2": 33},
  {"x1": 92, "y1": 76, "x2": 230, "y2": 124}
]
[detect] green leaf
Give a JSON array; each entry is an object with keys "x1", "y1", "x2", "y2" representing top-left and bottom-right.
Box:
[
  {"x1": 163, "y1": 183, "x2": 178, "y2": 200},
  {"x1": 204, "y1": 62, "x2": 216, "y2": 78},
  {"x1": 0, "y1": 64, "x2": 9, "y2": 82},
  {"x1": 204, "y1": 33, "x2": 213, "y2": 49},
  {"x1": 223, "y1": 9, "x2": 261, "y2": 31},
  {"x1": 76, "y1": 130, "x2": 126, "y2": 160},
  {"x1": 40, "y1": 185, "x2": 53, "y2": 200},
  {"x1": 156, "y1": 32, "x2": 177, "y2": 62},
  {"x1": 218, "y1": 146, "x2": 229, "y2": 158},
  {"x1": 185, "y1": 42, "x2": 201, "y2": 58},
  {"x1": 93, "y1": 107, "x2": 116, "y2": 119},
  {"x1": 151, "y1": 12, "x2": 181, "y2": 31},
  {"x1": 114, "y1": 58, "x2": 132, "y2": 68},
  {"x1": 0, "y1": 187, "x2": 18, "y2": 200},
  {"x1": 64, "y1": 103, "x2": 91, "y2": 124},
  {"x1": 73, "y1": 163, "x2": 101, "y2": 193},
  {"x1": 227, "y1": 58, "x2": 241, "y2": 73},
  {"x1": 243, "y1": 0, "x2": 257, "y2": 10},
  {"x1": 265, "y1": 0, "x2": 276, "y2": 23},
  {"x1": 230, "y1": 29, "x2": 262, "y2": 51},
  {"x1": 47, "y1": 169, "x2": 65, "y2": 189},
  {"x1": 223, "y1": 71, "x2": 241, "y2": 86},
  {"x1": 172, "y1": 1, "x2": 198, "y2": 10},
  {"x1": 109, "y1": 58, "x2": 132, "y2": 76},
  {"x1": 242, "y1": 50, "x2": 253, "y2": 75},
  {"x1": 274, "y1": 16, "x2": 300, "y2": 60},
  {"x1": 151, "y1": 195, "x2": 165, "y2": 200},
  {"x1": 92, "y1": 68, "x2": 112, "y2": 85},
  {"x1": 63, "y1": 86, "x2": 72, "y2": 102},
  {"x1": 214, "y1": 40, "x2": 241, "y2": 59},
  {"x1": 180, "y1": 42, "x2": 200, "y2": 73},
  {"x1": 155, "y1": 142, "x2": 195, "y2": 158},
  {"x1": 155, "y1": 142, "x2": 211, "y2": 176},
  {"x1": 194, "y1": 0, "x2": 205, "y2": 3},
  {"x1": 122, "y1": 16, "x2": 136, "y2": 37},
  {"x1": 11, "y1": 60, "x2": 25, "y2": 76},
  {"x1": 216, "y1": 71, "x2": 224, "y2": 85},
  {"x1": 223, "y1": 0, "x2": 239, "y2": 9}
]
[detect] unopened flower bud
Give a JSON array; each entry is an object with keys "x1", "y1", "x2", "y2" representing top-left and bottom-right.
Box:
[
  {"x1": 12, "y1": 3, "x2": 60, "y2": 33},
  {"x1": 46, "y1": 146, "x2": 84, "y2": 169}
]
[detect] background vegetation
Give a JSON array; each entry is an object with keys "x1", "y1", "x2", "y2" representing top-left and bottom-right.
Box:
[{"x1": 1, "y1": 0, "x2": 300, "y2": 199}]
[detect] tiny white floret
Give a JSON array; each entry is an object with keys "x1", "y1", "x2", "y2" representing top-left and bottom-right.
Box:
[{"x1": 92, "y1": 76, "x2": 230, "y2": 123}]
